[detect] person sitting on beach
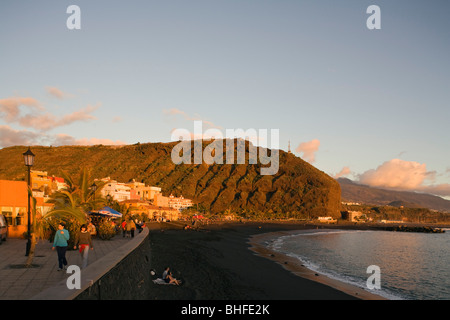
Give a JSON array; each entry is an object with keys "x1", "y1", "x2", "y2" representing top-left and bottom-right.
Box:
[{"x1": 162, "y1": 267, "x2": 181, "y2": 285}]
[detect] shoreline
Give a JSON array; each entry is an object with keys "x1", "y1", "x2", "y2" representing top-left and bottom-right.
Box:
[{"x1": 247, "y1": 228, "x2": 387, "y2": 300}]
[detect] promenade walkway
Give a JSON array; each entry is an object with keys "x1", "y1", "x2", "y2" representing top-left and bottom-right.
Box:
[{"x1": 0, "y1": 232, "x2": 132, "y2": 300}]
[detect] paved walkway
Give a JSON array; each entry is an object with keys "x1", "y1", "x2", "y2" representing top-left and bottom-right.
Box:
[{"x1": 0, "y1": 233, "x2": 134, "y2": 300}]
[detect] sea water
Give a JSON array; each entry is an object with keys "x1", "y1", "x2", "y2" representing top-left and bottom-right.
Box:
[{"x1": 266, "y1": 228, "x2": 450, "y2": 300}]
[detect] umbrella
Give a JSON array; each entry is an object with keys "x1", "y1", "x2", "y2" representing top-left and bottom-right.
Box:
[{"x1": 91, "y1": 206, "x2": 122, "y2": 218}]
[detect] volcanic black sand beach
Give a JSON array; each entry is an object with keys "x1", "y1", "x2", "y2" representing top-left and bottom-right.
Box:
[{"x1": 146, "y1": 221, "x2": 385, "y2": 301}]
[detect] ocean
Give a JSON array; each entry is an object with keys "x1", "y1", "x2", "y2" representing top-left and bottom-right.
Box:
[{"x1": 266, "y1": 228, "x2": 450, "y2": 300}]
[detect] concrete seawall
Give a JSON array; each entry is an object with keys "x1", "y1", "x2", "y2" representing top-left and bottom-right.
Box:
[{"x1": 31, "y1": 227, "x2": 151, "y2": 300}]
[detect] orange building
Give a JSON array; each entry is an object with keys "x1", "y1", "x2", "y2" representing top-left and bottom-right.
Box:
[
  {"x1": 120, "y1": 199, "x2": 180, "y2": 221},
  {"x1": 0, "y1": 180, "x2": 53, "y2": 238},
  {"x1": 30, "y1": 170, "x2": 66, "y2": 194}
]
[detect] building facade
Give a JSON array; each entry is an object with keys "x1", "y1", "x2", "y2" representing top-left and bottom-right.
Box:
[
  {"x1": 100, "y1": 178, "x2": 132, "y2": 202},
  {"x1": 0, "y1": 180, "x2": 53, "y2": 238},
  {"x1": 125, "y1": 180, "x2": 161, "y2": 202},
  {"x1": 154, "y1": 193, "x2": 193, "y2": 211},
  {"x1": 29, "y1": 170, "x2": 66, "y2": 195},
  {"x1": 120, "y1": 199, "x2": 180, "y2": 221}
]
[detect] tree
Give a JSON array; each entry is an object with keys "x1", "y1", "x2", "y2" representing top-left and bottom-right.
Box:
[
  {"x1": 49, "y1": 167, "x2": 106, "y2": 222},
  {"x1": 23, "y1": 168, "x2": 107, "y2": 267}
]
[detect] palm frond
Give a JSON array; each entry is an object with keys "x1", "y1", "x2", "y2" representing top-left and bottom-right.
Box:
[{"x1": 44, "y1": 208, "x2": 87, "y2": 224}]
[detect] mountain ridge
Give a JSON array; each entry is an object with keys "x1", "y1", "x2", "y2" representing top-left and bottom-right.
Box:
[{"x1": 338, "y1": 178, "x2": 450, "y2": 212}]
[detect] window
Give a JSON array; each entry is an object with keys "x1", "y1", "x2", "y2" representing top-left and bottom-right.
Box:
[
  {"x1": 2, "y1": 211, "x2": 13, "y2": 225},
  {"x1": 16, "y1": 211, "x2": 25, "y2": 226}
]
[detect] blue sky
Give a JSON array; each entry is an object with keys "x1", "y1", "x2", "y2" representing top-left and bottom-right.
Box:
[{"x1": 1, "y1": 1, "x2": 450, "y2": 197}]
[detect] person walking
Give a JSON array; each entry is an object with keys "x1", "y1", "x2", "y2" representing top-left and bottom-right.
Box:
[
  {"x1": 126, "y1": 219, "x2": 136, "y2": 238},
  {"x1": 121, "y1": 220, "x2": 127, "y2": 237},
  {"x1": 130, "y1": 219, "x2": 136, "y2": 238},
  {"x1": 73, "y1": 224, "x2": 93, "y2": 269},
  {"x1": 52, "y1": 222, "x2": 70, "y2": 271}
]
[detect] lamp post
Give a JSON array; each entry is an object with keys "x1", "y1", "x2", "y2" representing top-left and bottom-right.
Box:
[
  {"x1": 23, "y1": 147, "x2": 35, "y2": 257},
  {"x1": 91, "y1": 182, "x2": 97, "y2": 210}
]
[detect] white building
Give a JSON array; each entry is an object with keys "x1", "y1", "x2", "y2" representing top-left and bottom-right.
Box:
[
  {"x1": 100, "y1": 178, "x2": 131, "y2": 201},
  {"x1": 318, "y1": 216, "x2": 337, "y2": 224},
  {"x1": 168, "y1": 194, "x2": 193, "y2": 211}
]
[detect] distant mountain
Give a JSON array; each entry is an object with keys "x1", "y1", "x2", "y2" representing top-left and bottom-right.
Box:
[
  {"x1": 337, "y1": 178, "x2": 450, "y2": 212},
  {"x1": 0, "y1": 140, "x2": 342, "y2": 217}
]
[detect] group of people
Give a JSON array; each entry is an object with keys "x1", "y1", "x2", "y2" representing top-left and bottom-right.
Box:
[
  {"x1": 120, "y1": 219, "x2": 145, "y2": 238},
  {"x1": 52, "y1": 222, "x2": 93, "y2": 271},
  {"x1": 54, "y1": 220, "x2": 182, "y2": 288},
  {"x1": 51, "y1": 218, "x2": 145, "y2": 272}
]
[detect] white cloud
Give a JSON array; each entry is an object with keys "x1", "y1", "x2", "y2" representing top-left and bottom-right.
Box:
[
  {"x1": 0, "y1": 125, "x2": 41, "y2": 147},
  {"x1": 18, "y1": 104, "x2": 99, "y2": 131},
  {"x1": 0, "y1": 89, "x2": 105, "y2": 148},
  {"x1": 295, "y1": 139, "x2": 320, "y2": 163},
  {"x1": 333, "y1": 166, "x2": 351, "y2": 179},
  {"x1": 358, "y1": 159, "x2": 450, "y2": 197},
  {"x1": 46, "y1": 86, "x2": 74, "y2": 99},
  {"x1": 0, "y1": 96, "x2": 42, "y2": 122}
]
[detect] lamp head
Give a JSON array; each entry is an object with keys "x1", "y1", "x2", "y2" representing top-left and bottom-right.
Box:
[{"x1": 23, "y1": 147, "x2": 35, "y2": 167}]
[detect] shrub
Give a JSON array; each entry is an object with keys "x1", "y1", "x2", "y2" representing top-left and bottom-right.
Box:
[{"x1": 97, "y1": 219, "x2": 117, "y2": 240}]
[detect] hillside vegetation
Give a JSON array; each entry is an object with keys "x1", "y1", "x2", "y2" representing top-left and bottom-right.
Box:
[{"x1": 0, "y1": 140, "x2": 341, "y2": 218}]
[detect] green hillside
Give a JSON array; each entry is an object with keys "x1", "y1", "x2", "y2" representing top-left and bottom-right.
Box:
[{"x1": 0, "y1": 140, "x2": 341, "y2": 217}]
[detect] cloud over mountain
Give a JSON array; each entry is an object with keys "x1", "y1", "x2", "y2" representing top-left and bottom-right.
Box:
[
  {"x1": 295, "y1": 139, "x2": 320, "y2": 163},
  {"x1": 358, "y1": 158, "x2": 450, "y2": 197}
]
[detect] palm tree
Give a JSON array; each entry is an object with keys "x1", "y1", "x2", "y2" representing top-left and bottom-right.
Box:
[{"x1": 49, "y1": 167, "x2": 106, "y2": 221}]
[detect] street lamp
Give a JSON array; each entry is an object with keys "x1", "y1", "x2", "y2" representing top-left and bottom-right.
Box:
[
  {"x1": 23, "y1": 147, "x2": 35, "y2": 256},
  {"x1": 91, "y1": 182, "x2": 97, "y2": 210}
]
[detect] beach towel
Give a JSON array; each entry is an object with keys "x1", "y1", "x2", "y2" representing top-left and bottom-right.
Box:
[{"x1": 152, "y1": 278, "x2": 175, "y2": 285}]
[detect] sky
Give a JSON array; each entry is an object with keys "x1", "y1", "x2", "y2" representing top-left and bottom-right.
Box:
[{"x1": 1, "y1": 0, "x2": 450, "y2": 198}]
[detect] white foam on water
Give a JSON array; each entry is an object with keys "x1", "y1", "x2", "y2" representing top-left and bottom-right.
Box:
[{"x1": 266, "y1": 229, "x2": 409, "y2": 300}]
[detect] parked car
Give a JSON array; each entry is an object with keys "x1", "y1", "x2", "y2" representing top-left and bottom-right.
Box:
[{"x1": 0, "y1": 214, "x2": 8, "y2": 244}]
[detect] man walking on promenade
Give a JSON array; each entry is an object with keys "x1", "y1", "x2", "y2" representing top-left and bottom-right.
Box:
[
  {"x1": 121, "y1": 220, "x2": 127, "y2": 237},
  {"x1": 52, "y1": 222, "x2": 70, "y2": 271}
]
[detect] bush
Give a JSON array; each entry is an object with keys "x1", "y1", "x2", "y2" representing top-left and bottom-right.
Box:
[{"x1": 97, "y1": 219, "x2": 117, "y2": 240}]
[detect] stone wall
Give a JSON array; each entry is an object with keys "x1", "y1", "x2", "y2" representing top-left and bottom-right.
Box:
[{"x1": 75, "y1": 230, "x2": 151, "y2": 300}]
